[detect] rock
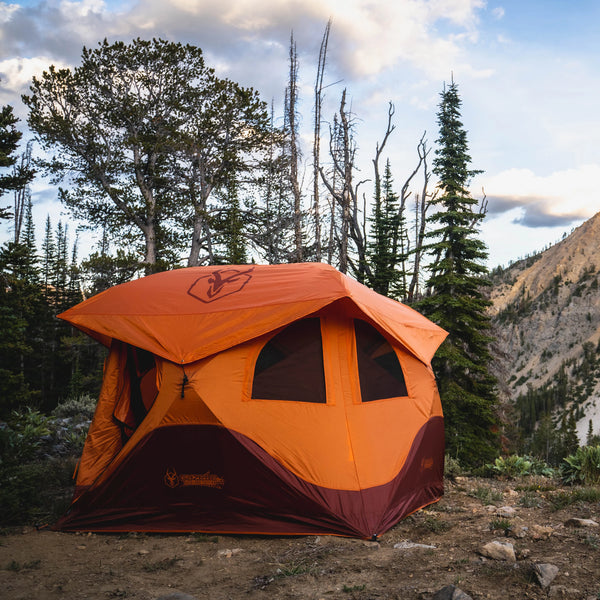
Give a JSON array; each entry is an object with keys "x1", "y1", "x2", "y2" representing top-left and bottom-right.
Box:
[
  {"x1": 534, "y1": 563, "x2": 559, "y2": 589},
  {"x1": 530, "y1": 524, "x2": 553, "y2": 540},
  {"x1": 432, "y1": 584, "x2": 473, "y2": 600},
  {"x1": 156, "y1": 594, "x2": 199, "y2": 600},
  {"x1": 393, "y1": 541, "x2": 436, "y2": 550},
  {"x1": 479, "y1": 540, "x2": 516, "y2": 562},
  {"x1": 496, "y1": 506, "x2": 517, "y2": 518},
  {"x1": 512, "y1": 525, "x2": 528, "y2": 539},
  {"x1": 217, "y1": 548, "x2": 242, "y2": 558},
  {"x1": 564, "y1": 517, "x2": 599, "y2": 528},
  {"x1": 138, "y1": 549, "x2": 150, "y2": 555}
]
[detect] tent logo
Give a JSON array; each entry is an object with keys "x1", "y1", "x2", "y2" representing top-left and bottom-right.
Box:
[
  {"x1": 164, "y1": 467, "x2": 181, "y2": 488},
  {"x1": 164, "y1": 467, "x2": 225, "y2": 489},
  {"x1": 187, "y1": 267, "x2": 255, "y2": 303}
]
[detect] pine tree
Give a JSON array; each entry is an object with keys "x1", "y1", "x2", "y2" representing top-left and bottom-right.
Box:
[
  {"x1": 418, "y1": 79, "x2": 498, "y2": 466},
  {"x1": 367, "y1": 160, "x2": 406, "y2": 297}
]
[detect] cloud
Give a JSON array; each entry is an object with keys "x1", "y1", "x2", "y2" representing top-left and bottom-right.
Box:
[
  {"x1": 0, "y1": 0, "x2": 489, "y2": 90},
  {"x1": 491, "y1": 6, "x2": 505, "y2": 20},
  {"x1": 475, "y1": 165, "x2": 600, "y2": 228}
]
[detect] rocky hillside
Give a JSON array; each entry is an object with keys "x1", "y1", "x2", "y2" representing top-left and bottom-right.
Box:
[{"x1": 489, "y1": 212, "x2": 600, "y2": 443}]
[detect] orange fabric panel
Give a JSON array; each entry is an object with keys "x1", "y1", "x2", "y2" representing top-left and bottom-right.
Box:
[
  {"x1": 182, "y1": 317, "x2": 441, "y2": 491},
  {"x1": 58, "y1": 264, "x2": 447, "y2": 366},
  {"x1": 84, "y1": 359, "x2": 191, "y2": 492},
  {"x1": 76, "y1": 342, "x2": 127, "y2": 488}
]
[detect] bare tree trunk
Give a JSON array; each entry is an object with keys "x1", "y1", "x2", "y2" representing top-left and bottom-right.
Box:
[
  {"x1": 313, "y1": 19, "x2": 331, "y2": 262},
  {"x1": 287, "y1": 32, "x2": 303, "y2": 262},
  {"x1": 13, "y1": 141, "x2": 33, "y2": 244},
  {"x1": 407, "y1": 136, "x2": 434, "y2": 302}
]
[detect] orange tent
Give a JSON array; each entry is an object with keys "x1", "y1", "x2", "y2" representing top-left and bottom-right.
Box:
[{"x1": 56, "y1": 263, "x2": 447, "y2": 539}]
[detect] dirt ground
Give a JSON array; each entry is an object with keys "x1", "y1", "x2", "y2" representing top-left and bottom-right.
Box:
[{"x1": 1, "y1": 478, "x2": 599, "y2": 600}]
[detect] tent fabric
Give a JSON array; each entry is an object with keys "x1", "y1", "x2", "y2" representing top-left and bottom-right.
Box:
[
  {"x1": 58, "y1": 263, "x2": 446, "y2": 366},
  {"x1": 56, "y1": 263, "x2": 447, "y2": 539}
]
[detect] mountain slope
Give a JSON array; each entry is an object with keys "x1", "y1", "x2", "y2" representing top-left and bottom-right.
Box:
[{"x1": 489, "y1": 212, "x2": 600, "y2": 443}]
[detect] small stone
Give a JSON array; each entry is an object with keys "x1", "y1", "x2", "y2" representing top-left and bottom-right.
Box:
[
  {"x1": 432, "y1": 584, "x2": 473, "y2": 600},
  {"x1": 217, "y1": 548, "x2": 242, "y2": 558},
  {"x1": 138, "y1": 549, "x2": 150, "y2": 555},
  {"x1": 517, "y1": 548, "x2": 531, "y2": 559},
  {"x1": 564, "y1": 518, "x2": 599, "y2": 528},
  {"x1": 534, "y1": 563, "x2": 559, "y2": 589},
  {"x1": 530, "y1": 524, "x2": 553, "y2": 540},
  {"x1": 480, "y1": 540, "x2": 516, "y2": 562},
  {"x1": 496, "y1": 506, "x2": 517, "y2": 518},
  {"x1": 393, "y1": 541, "x2": 436, "y2": 550},
  {"x1": 512, "y1": 525, "x2": 528, "y2": 539},
  {"x1": 76, "y1": 545, "x2": 86, "y2": 550}
]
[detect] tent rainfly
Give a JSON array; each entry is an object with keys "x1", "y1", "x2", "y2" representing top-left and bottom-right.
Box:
[{"x1": 55, "y1": 263, "x2": 447, "y2": 539}]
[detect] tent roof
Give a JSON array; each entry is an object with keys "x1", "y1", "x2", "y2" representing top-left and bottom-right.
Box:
[{"x1": 58, "y1": 263, "x2": 446, "y2": 365}]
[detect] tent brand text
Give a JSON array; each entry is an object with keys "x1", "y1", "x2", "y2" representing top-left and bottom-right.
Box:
[{"x1": 164, "y1": 468, "x2": 225, "y2": 489}]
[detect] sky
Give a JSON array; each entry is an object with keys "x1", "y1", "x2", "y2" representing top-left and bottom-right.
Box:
[{"x1": 1, "y1": 0, "x2": 599, "y2": 268}]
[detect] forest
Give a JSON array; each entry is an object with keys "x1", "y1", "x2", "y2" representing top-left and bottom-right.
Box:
[{"x1": 0, "y1": 33, "x2": 509, "y2": 525}]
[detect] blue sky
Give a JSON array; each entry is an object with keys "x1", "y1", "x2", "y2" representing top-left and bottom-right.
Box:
[{"x1": 1, "y1": 0, "x2": 599, "y2": 268}]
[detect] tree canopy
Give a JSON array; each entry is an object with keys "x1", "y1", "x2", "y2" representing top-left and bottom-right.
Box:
[
  {"x1": 23, "y1": 38, "x2": 270, "y2": 273},
  {"x1": 419, "y1": 80, "x2": 499, "y2": 466}
]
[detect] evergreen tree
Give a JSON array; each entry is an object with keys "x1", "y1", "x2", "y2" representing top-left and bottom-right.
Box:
[
  {"x1": 0, "y1": 105, "x2": 35, "y2": 221},
  {"x1": 367, "y1": 160, "x2": 406, "y2": 297},
  {"x1": 418, "y1": 79, "x2": 498, "y2": 466}
]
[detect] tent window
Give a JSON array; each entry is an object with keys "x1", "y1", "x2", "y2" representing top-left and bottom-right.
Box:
[
  {"x1": 252, "y1": 318, "x2": 326, "y2": 403},
  {"x1": 354, "y1": 319, "x2": 407, "y2": 402}
]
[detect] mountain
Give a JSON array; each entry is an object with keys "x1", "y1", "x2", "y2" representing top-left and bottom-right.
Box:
[{"x1": 488, "y1": 211, "x2": 600, "y2": 445}]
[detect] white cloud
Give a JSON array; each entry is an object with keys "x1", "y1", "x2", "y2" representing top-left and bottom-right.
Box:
[
  {"x1": 475, "y1": 164, "x2": 600, "y2": 227},
  {"x1": 0, "y1": 56, "x2": 69, "y2": 93},
  {"x1": 492, "y1": 6, "x2": 505, "y2": 20},
  {"x1": 59, "y1": 0, "x2": 107, "y2": 18}
]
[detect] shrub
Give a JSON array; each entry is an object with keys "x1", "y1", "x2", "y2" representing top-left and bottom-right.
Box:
[
  {"x1": 444, "y1": 454, "x2": 463, "y2": 480},
  {"x1": 51, "y1": 394, "x2": 96, "y2": 421},
  {"x1": 0, "y1": 409, "x2": 51, "y2": 467},
  {"x1": 560, "y1": 445, "x2": 600, "y2": 485},
  {"x1": 485, "y1": 455, "x2": 555, "y2": 479}
]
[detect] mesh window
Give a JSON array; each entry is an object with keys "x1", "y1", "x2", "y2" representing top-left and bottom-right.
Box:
[
  {"x1": 252, "y1": 318, "x2": 326, "y2": 403},
  {"x1": 354, "y1": 319, "x2": 407, "y2": 402}
]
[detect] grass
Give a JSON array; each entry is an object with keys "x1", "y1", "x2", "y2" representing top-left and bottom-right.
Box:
[
  {"x1": 518, "y1": 491, "x2": 543, "y2": 508},
  {"x1": 420, "y1": 514, "x2": 452, "y2": 533},
  {"x1": 5, "y1": 559, "x2": 41, "y2": 572},
  {"x1": 275, "y1": 560, "x2": 316, "y2": 579},
  {"x1": 141, "y1": 557, "x2": 180, "y2": 572},
  {"x1": 468, "y1": 486, "x2": 503, "y2": 505},
  {"x1": 550, "y1": 487, "x2": 600, "y2": 511},
  {"x1": 343, "y1": 584, "x2": 366, "y2": 593},
  {"x1": 489, "y1": 518, "x2": 512, "y2": 532}
]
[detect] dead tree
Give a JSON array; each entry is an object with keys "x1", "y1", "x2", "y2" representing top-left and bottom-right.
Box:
[
  {"x1": 312, "y1": 19, "x2": 331, "y2": 262},
  {"x1": 286, "y1": 32, "x2": 303, "y2": 262}
]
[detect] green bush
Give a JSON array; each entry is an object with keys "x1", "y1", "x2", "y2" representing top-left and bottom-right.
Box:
[
  {"x1": 444, "y1": 454, "x2": 463, "y2": 479},
  {"x1": 0, "y1": 409, "x2": 51, "y2": 468},
  {"x1": 51, "y1": 394, "x2": 96, "y2": 421},
  {"x1": 0, "y1": 457, "x2": 77, "y2": 526},
  {"x1": 0, "y1": 406, "x2": 87, "y2": 526},
  {"x1": 485, "y1": 455, "x2": 554, "y2": 479},
  {"x1": 560, "y1": 445, "x2": 600, "y2": 485}
]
